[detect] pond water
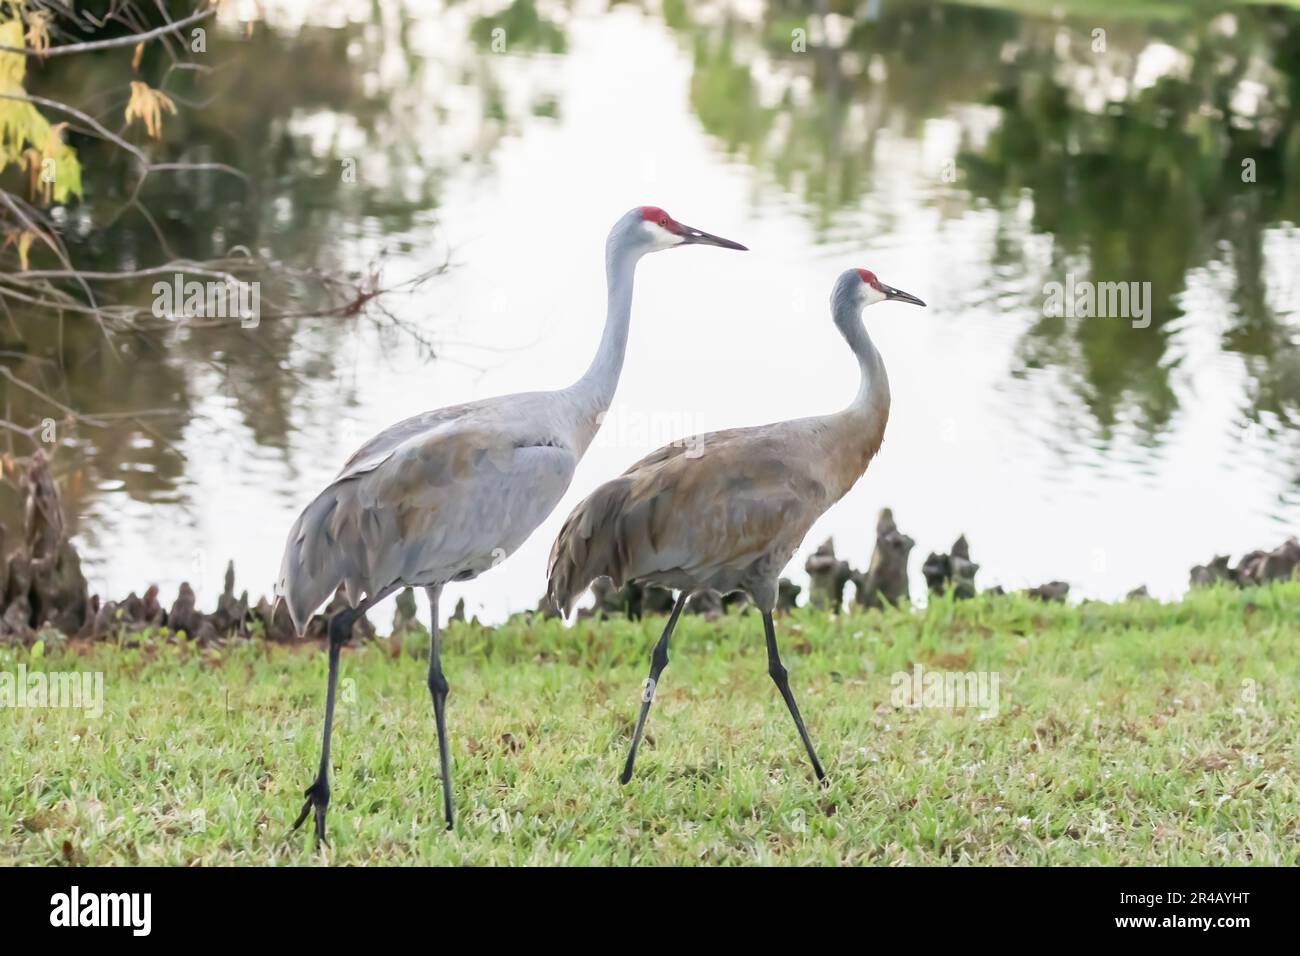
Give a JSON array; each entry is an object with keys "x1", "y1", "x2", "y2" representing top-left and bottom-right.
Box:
[{"x1": 6, "y1": 0, "x2": 1299, "y2": 623}]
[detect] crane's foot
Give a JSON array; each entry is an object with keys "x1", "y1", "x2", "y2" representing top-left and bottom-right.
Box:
[{"x1": 290, "y1": 776, "x2": 330, "y2": 845}]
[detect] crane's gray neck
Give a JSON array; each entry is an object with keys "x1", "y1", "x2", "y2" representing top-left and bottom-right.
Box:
[
  {"x1": 831, "y1": 278, "x2": 890, "y2": 415},
  {"x1": 571, "y1": 231, "x2": 641, "y2": 413}
]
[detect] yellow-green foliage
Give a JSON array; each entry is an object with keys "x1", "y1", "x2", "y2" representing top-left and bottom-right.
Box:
[{"x1": 0, "y1": 17, "x2": 82, "y2": 205}]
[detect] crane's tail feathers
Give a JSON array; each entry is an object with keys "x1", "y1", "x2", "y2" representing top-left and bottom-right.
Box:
[
  {"x1": 546, "y1": 478, "x2": 635, "y2": 618},
  {"x1": 269, "y1": 592, "x2": 298, "y2": 638},
  {"x1": 277, "y1": 483, "x2": 368, "y2": 636}
]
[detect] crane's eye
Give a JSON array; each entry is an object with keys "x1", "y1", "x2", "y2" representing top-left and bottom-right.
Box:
[{"x1": 658, "y1": 217, "x2": 668, "y2": 227}]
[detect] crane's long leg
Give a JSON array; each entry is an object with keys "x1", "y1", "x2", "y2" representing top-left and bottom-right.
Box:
[
  {"x1": 425, "y1": 585, "x2": 455, "y2": 830},
  {"x1": 621, "y1": 591, "x2": 688, "y2": 784},
  {"x1": 762, "y1": 611, "x2": 826, "y2": 781},
  {"x1": 292, "y1": 600, "x2": 369, "y2": 844}
]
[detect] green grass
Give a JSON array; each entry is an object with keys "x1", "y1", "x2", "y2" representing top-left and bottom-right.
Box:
[{"x1": 2, "y1": 584, "x2": 1297, "y2": 865}]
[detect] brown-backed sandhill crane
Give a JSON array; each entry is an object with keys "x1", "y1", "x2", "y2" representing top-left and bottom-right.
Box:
[
  {"x1": 276, "y1": 206, "x2": 745, "y2": 839},
  {"x1": 547, "y1": 267, "x2": 924, "y2": 783}
]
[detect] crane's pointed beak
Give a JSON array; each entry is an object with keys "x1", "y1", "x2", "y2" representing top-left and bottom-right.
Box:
[
  {"x1": 676, "y1": 223, "x2": 748, "y2": 251},
  {"x1": 882, "y1": 284, "x2": 926, "y2": 307}
]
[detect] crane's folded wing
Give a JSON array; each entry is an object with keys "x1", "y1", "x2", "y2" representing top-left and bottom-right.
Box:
[
  {"x1": 282, "y1": 418, "x2": 575, "y2": 629},
  {"x1": 548, "y1": 424, "x2": 827, "y2": 611}
]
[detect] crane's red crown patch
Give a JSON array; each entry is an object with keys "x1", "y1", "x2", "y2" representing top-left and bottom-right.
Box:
[{"x1": 639, "y1": 206, "x2": 679, "y2": 233}]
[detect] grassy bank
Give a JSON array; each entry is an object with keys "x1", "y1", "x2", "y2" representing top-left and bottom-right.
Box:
[{"x1": 2, "y1": 584, "x2": 1297, "y2": 865}]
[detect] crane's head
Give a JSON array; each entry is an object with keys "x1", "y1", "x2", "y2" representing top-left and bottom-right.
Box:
[
  {"x1": 615, "y1": 205, "x2": 748, "y2": 254},
  {"x1": 852, "y1": 268, "x2": 926, "y2": 309}
]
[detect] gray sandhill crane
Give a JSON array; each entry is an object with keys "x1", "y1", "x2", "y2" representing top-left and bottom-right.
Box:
[
  {"x1": 276, "y1": 206, "x2": 746, "y2": 838},
  {"x1": 547, "y1": 267, "x2": 924, "y2": 783}
]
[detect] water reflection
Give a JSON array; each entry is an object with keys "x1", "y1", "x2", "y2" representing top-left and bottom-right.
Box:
[
  {"x1": 677, "y1": 1, "x2": 1300, "y2": 446},
  {"x1": 3, "y1": 0, "x2": 1298, "y2": 617}
]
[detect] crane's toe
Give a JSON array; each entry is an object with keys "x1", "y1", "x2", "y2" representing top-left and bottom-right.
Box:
[{"x1": 290, "y1": 777, "x2": 331, "y2": 845}]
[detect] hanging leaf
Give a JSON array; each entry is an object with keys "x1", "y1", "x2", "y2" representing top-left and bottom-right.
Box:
[
  {"x1": 24, "y1": 11, "x2": 50, "y2": 55},
  {"x1": 20, "y1": 145, "x2": 40, "y2": 198},
  {"x1": 0, "y1": 19, "x2": 26, "y2": 89},
  {"x1": 16, "y1": 229, "x2": 33, "y2": 270},
  {"x1": 1, "y1": 226, "x2": 39, "y2": 270},
  {"x1": 124, "y1": 81, "x2": 177, "y2": 139}
]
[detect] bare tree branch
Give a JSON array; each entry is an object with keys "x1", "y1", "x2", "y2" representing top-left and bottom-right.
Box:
[
  {"x1": 0, "y1": 5, "x2": 217, "y2": 57},
  {"x1": 0, "y1": 92, "x2": 248, "y2": 182},
  {"x1": 0, "y1": 365, "x2": 108, "y2": 427}
]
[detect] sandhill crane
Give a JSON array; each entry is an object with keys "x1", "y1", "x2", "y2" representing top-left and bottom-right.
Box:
[
  {"x1": 277, "y1": 206, "x2": 746, "y2": 838},
  {"x1": 547, "y1": 267, "x2": 924, "y2": 784}
]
